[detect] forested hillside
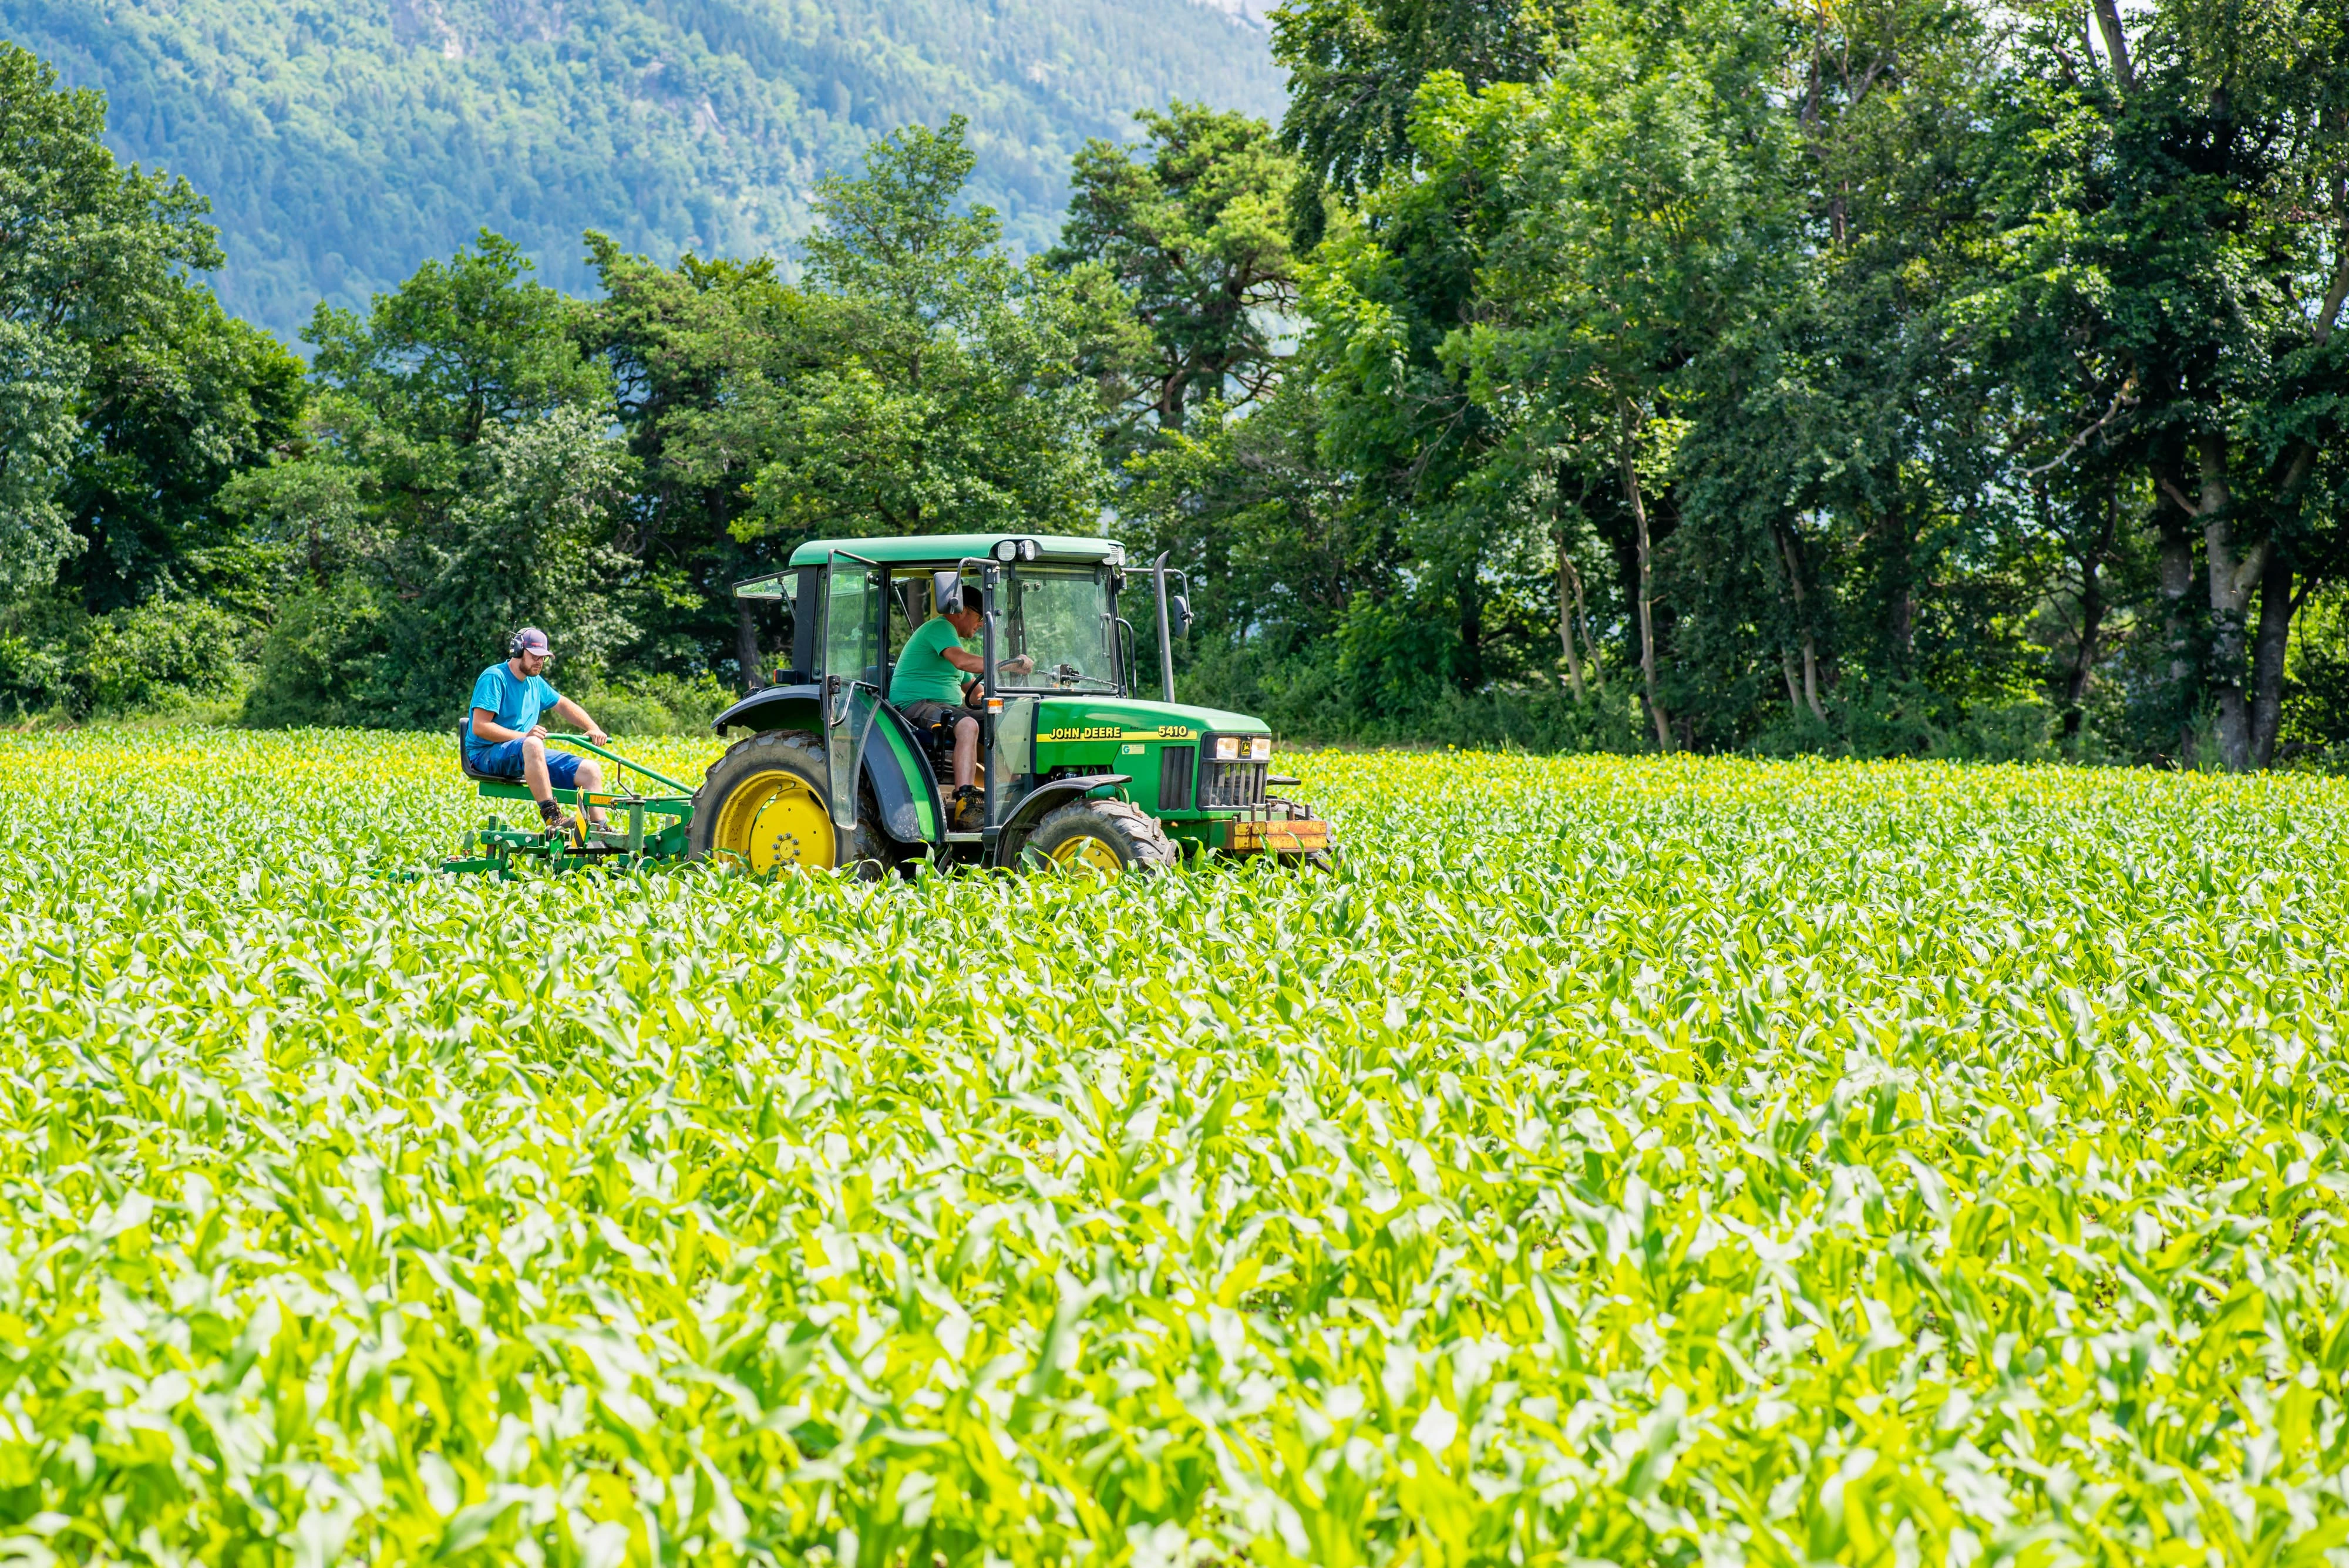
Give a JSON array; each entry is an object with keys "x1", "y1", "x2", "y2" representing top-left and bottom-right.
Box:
[
  {"x1": 2, "y1": 0, "x2": 2344, "y2": 770},
  {"x1": 1, "y1": 0, "x2": 1283, "y2": 337}
]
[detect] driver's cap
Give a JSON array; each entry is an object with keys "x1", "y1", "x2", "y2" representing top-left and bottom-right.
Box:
[{"x1": 510, "y1": 626, "x2": 552, "y2": 659}]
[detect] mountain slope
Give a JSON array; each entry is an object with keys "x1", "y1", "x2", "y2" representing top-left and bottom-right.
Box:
[{"x1": 3, "y1": 0, "x2": 1284, "y2": 339}]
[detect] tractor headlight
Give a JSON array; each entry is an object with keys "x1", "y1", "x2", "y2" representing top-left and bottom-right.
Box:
[
  {"x1": 1214, "y1": 736, "x2": 1239, "y2": 761},
  {"x1": 1250, "y1": 736, "x2": 1272, "y2": 762},
  {"x1": 994, "y1": 539, "x2": 1018, "y2": 563},
  {"x1": 1019, "y1": 538, "x2": 1040, "y2": 561}
]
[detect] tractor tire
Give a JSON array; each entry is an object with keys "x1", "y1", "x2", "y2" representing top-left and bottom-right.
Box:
[
  {"x1": 1021, "y1": 799, "x2": 1181, "y2": 877},
  {"x1": 688, "y1": 729, "x2": 894, "y2": 879}
]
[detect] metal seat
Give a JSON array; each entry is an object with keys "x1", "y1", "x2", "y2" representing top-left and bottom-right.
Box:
[{"x1": 457, "y1": 721, "x2": 508, "y2": 783}]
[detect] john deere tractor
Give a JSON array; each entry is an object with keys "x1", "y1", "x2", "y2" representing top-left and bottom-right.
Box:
[{"x1": 690, "y1": 533, "x2": 1335, "y2": 876}]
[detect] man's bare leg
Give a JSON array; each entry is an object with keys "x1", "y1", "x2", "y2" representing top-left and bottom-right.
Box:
[
  {"x1": 574, "y1": 759, "x2": 609, "y2": 827},
  {"x1": 952, "y1": 718, "x2": 978, "y2": 789},
  {"x1": 521, "y1": 735, "x2": 556, "y2": 809}
]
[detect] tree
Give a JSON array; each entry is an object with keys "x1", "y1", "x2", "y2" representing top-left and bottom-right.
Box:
[
  {"x1": 1969, "y1": 0, "x2": 2349, "y2": 769},
  {"x1": 56, "y1": 287, "x2": 307, "y2": 618},
  {"x1": 0, "y1": 41, "x2": 224, "y2": 594},
  {"x1": 301, "y1": 230, "x2": 608, "y2": 518},
  {"x1": 242, "y1": 231, "x2": 622, "y2": 727},
  {"x1": 736, "y1": 117, "x2": 1127, "y2": 545},
  {"x1": 580, "y1": 239, "x2": 822, "y2": 687},
  {"x1": 1050, "y1": 103, "x2": 1298, "y2": 440},
  {"x1": 1271, "y1": 0, "x2": 1566, "y2": 242}
]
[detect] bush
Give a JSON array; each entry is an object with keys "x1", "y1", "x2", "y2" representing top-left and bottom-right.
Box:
[
  {"x1": 1173, "y1": 634, "x2": 1648, "y2": 752},
  {"x1": 0, "y1": 590, "x2": 250, "y2": 721},
  {"x1": 568, "y1": 670, "x2": 735, "y2": 736},
  {"x1": 243, "y1": 577, "x2": 396, "y2": 729},
  {"x1": 83, "y1": 599, "x2": 246, "y2": 714}
]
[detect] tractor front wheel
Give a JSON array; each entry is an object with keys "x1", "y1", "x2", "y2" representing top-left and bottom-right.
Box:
[
  {"x1": 1022, "y1": 799, "x2": 1180, "y2": 877},
  {"x1": 688, "y1": 729, "x2": 892, "y2": 877}
]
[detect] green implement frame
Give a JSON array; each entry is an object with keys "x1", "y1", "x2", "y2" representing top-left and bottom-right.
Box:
[{"x1": 440, "y1": 734, "x2": 698, "y2": 877}]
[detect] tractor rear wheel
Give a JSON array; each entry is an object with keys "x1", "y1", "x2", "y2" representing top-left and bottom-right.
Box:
[
  {"x1": 1021, "y1": 799, "x2": 1180, "y2": 877},
  {"x1": 688, "y1": 730, "x2": 892, "y2": 877}
]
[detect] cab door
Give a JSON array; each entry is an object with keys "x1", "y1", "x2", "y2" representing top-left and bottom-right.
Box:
[{"x1": 823, "y1": 551, "x2": 884, "y2": 829}]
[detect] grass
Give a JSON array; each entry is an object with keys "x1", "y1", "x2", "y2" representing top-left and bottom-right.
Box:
[{"x1": 0, "y1": 728, "x2": 2345, "y2": 1566}]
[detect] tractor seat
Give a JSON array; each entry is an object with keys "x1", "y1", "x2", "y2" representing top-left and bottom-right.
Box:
[
  {"x1": 907, "y1": 704, "x2": 965, "y2": 772},
  {"x1": 456, "y1": 722, "x2": 507, "y2": 784}
]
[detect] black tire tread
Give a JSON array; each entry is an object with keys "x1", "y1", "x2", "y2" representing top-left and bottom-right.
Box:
[{"x1": 1024, "y1": 798, "x2": 1180, "y2": 874}]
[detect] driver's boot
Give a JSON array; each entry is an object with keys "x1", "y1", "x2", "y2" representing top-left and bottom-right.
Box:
[{"x1": 948, "y1": 786, "x2": 983, "y2": 830}]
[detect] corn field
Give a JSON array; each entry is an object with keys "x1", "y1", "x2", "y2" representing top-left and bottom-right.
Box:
[{"x1": 1, "y1": 729, "x2": 2346, "y2": 1567}]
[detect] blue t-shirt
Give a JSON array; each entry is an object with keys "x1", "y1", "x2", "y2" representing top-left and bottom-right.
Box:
[{"x1": 465, "y1": 662, "x2": 563, "y2": 755}]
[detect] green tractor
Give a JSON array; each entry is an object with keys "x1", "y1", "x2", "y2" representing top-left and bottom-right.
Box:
[{"x1": 690, "y1": 533, "x2": 1334, "y2": 876}]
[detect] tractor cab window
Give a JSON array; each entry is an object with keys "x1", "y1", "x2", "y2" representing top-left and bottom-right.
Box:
[{"x1": 998, "y1": 567, "x2": 1118, "y2": 694}]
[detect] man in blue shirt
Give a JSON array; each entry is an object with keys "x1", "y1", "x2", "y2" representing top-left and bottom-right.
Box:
[{"x1": 465, "y1": 627, "x2": 612, "y2": 834}]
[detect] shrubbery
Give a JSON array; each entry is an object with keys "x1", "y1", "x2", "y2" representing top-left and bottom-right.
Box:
[{"x1": 0, "y1": 591, "x2": 245, "y2": 722}]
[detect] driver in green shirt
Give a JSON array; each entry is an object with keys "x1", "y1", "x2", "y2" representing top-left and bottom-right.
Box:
[{"x1": 892, "y1": 573, "x2": 1029, "y2": 826}]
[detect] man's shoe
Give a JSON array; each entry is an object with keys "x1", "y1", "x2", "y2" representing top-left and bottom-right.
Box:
[
  {"x1": 948, "y1": 786, "x2": 983, "y2": 830},
  {"x1": 539, "y1": 804, "x2": 578, "y2": 837}
]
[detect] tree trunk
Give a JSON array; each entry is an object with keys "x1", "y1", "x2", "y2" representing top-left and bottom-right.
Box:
[
  {"x1": 736, "y1": 600, "x2": 765, "y2": 691},
  {"x1": 1885, "y1": 500, "x2": 1915, "y2": 672},
  {"x1": 1781, "y1": 651, "x2": 1803, "y2": 715},
  {"x1": 1554, "y1": 537, "x2": 1586, "y2": 701},
  {"x1": 1775, "y1": 526, "x2": 1829, "y2": 724},
  {"x1": 1618, "y1": 403, "x2": 1670, "y2": 752},
  {"x1": 1569, "y1": 558, "x2": 1606, "y2": 692},
  {"x1": 2155, "y1": 492, "x2": 2196, "y2": 756},
  {"x1": 2061, "y1": 490, "x2": 2117, "y2": 737},
  {"x1": 2091, "y1": 0, "x2": 2135, "y2": 92},
  {"x1": 2249, "y1": 550, "x2": 2293, "y2": 768},
  {"x1": 1159, "y1": 366, "x2": 1193, "y2": 433},
  {"x1": 2191, "y1": 435, "x2": 2265, "y2": 772}
]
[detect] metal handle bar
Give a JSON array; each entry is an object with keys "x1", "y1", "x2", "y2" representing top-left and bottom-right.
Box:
[{"x1": 544, "y1": 734, "x2": 695, "y2": 796}]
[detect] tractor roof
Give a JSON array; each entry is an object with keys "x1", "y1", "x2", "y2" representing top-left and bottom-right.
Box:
[{"x1": 784, "y1": 534, "x2": 1126, "y2": 569}]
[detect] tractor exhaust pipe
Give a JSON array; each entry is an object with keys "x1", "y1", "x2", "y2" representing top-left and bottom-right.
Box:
[{"x1": 1153, "y1": 550, "x2": 1177, "y2": 703}]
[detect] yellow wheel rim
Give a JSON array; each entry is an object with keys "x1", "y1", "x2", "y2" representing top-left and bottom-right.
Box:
[
  {"x1": 710, "y1": 769, "x2": 835, "y2": 872},
  {"x1": 1045, "y1": 832, "x2": 1126, "y2": 876}
]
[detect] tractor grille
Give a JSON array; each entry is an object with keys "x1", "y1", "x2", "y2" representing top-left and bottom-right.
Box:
[
  {"x1": 1201, "y1": 758, "x2": 1267, "y2": 809},
  {"x1": 1158, "y1": 745, "x2": 1196, "y2": 811}
]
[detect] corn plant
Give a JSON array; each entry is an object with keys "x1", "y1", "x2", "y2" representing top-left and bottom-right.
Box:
[{"x1": 0, "y1": 729, "x2": 2345, "y2": 1566}]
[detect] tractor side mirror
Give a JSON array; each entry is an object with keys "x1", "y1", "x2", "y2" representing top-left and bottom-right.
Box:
[{"x1": 1169, "y1": 594, "x2": 1194, "y2": 640}]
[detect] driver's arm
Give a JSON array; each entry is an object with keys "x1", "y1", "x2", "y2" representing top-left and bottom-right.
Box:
[
  {"x1": 470, "y1": 706, "x2": 524, "y2": 746},
  {"x1": 944, "y1": 647, "x2": 1035, "y2": 675},
  {"x1": 551, "y1": 695, "x2": 610, "y2": 746}
]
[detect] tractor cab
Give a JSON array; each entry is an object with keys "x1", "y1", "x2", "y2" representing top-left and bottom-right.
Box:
[{"x1": 694, "y1": 533, "x2": 1334, "y2": 876}]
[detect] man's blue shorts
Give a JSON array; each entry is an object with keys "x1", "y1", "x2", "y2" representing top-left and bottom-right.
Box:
[{"x1": 468, "y1": 740, "x2": 583, "y2": 788}]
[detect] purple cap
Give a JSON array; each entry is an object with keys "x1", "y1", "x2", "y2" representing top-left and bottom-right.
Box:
[{"x1": 510, "y1": 627, "x2": 552, "y2": 659}]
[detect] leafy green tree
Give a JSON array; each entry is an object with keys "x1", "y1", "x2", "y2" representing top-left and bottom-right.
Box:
[
  {"x1": 1966, "y1": 0, "x2": 2349, "y2": 769},
  {"x1": 58, "y1": 288, "x2": 307, "y2": 617},
  {"x1": 1450, "y1": 0, "x2": 1799, "y2": 750},
  {"x1": 1271, "y1": 0, "x2": 1564, "y2": 242},
  {"x1": 246, "y1": 408, "x2": 634, "y2": 729},
  {"x1": 243, "y1": 232, "x2": 622, "y2": 726},
  {"x1": 737, "y1": 117, "x2": 1125, "y2": 544},
  {"x1": 302, "y1": 230, "x2": 607, "y2": 516},
  {"x1": 1663, "y1": 0, "x2": 2023, "y2": 751},
  {"x1": 1051, "y1": 103, "x2": 1297, "y2": 438},
  {"x1": 0, "y1": 41, "x2": 224, "y2": 594},
  {"x1": 580, "y1": 240, "x2": 821, "y2": 687}
]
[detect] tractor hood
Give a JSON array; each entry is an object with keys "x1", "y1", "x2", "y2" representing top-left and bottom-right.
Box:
[{"x1": 1029, "y1": 696, "x2": 1270, "y2": 737}]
